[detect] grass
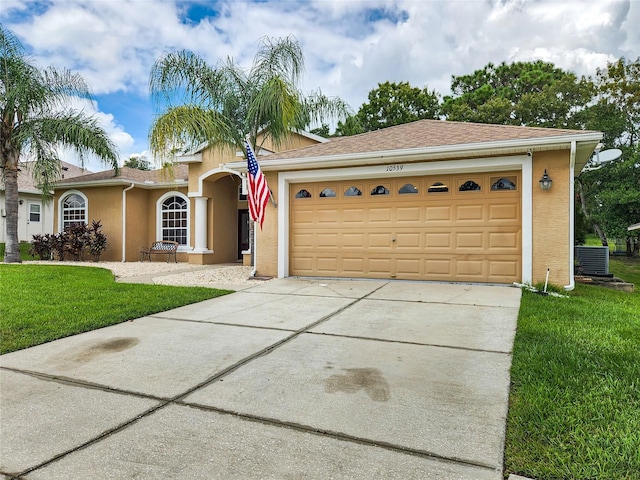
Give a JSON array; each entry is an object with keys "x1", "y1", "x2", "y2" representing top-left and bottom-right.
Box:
[
  {"x1": 0, "y1": 264, "x2": 231, "y2": 354},
  {"x1": 505, "y1": 256, "x2": 640, "y2": 479},
  {"x1": 0, "y1": 242, "x2": 32, "y2": 261}
]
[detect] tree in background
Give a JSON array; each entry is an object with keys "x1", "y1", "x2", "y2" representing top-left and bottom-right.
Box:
[
  {"x1": 124, "y1": 154, "x2": 151, "y2": 170},
  {"x1": 0, "y1": 25, "x2": 119, "y2": 263},
  {"x1": 442, "y1": 60, "x2": 593, "y2": 128},
  {"x1": 355, "y1": 81, "x2": 439, "y2": 132},
  {"x1": 574, "y1": 57, "x2": 640, "y2": 252},
  {"x1": 149, "y1": 35, "x2": 350, "y2": 156}
]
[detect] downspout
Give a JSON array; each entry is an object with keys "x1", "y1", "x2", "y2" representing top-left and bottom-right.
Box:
[
  {"x1": 122, "y1": 183, "x2": 135, "y2": 262},
  {"x1": 565, "y1": 141, "x2": 577, "y2": 291}
]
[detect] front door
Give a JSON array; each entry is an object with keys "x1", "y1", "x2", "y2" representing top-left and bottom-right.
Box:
[{"x1": 238, "y1": 209, "x2": 250, "y2": 260}]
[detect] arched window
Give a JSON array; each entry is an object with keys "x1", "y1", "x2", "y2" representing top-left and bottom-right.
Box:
[
  {"x1": 157, "y1": 193, "x2": 189, "y2": 246},
  {"x1": 428, "y1": 182, "x2": 449, "y2": 193},
  {"x1": 459, "y1": 180, "x2": 481, "y2": 192},
  {"x1": 491, "y1": 178, "x2": 516, "y2": 190},
  {"x1": 319, "y1": 188, "x2": 336, "y2": 198},
  {"x1": 295, "y1": 189, "x2": 312, "y2": 198},
  {"x1": 344, "y1": 186, "x2": 362, "y2": 196},
  {"x1": 60, "y1": 192, "x2": 87, "y2": 229},
  {"x1": 371, "y1": 185, "x2": 389, "y2": 195},
  {"x1": 399, "y1": 183, "x2": 418, "y2": 194}
]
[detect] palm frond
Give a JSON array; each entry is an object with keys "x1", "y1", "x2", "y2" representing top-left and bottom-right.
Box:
[
  {"x1": 149, "y1": 104, "x2": 239, "y2": 160},
  {"x1": 17, "y1": 111, "x2": 119, "y2": 172}
]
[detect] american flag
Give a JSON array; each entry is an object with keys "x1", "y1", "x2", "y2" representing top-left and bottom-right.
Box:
[{"x1": 245, "y1": 140, "x2": 270, "y2": 229}]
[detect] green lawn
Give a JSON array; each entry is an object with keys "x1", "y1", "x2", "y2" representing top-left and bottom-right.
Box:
[
  {"x1": 0, "y1": 264, "x2": 231, "y2": 354},
  {"x1": 0, "y1": 242, "x2": 32, "y2": 261},
  {"x1": 505, "y1": 256, "x2": 640, "y2": 479}
]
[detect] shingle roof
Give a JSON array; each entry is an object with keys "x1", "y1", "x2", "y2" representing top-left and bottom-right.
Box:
[
  {"x1": 263, "y1": 119, "x2": 600, "y2": 160},
  {"x1": 53, "y1": 164, "x2": 189, "y2": 187},
  {"x1": 1, "y1": 161, "x2": 90, "y2": 193}
]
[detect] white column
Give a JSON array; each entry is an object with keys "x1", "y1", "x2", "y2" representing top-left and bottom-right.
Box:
[{"x1": 192, "y1": 196, "x2": 212, "y2": 253}]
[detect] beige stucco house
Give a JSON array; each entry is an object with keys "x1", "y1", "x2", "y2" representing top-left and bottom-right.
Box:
[{"x1": 53, "y1": 120, "x2": 602, "y2": 289}]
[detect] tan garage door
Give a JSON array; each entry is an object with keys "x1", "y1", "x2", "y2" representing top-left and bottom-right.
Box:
[{"x1": 289, "y1": 172, "x2": 521, "y2": 283}]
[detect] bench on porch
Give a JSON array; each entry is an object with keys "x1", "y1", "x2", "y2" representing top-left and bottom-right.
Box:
[{"x1": 140, "y1": 241, "x2": 179, "y2": 263}]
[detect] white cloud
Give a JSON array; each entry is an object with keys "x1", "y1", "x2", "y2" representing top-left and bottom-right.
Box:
[{"x1": 3, "y1": 0, "x2": 638, "y2": 150}]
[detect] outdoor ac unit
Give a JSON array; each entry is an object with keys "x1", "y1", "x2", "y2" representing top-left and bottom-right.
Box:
[{"x1": 575, "y1": 246, "x2": 609, "y2": 275}]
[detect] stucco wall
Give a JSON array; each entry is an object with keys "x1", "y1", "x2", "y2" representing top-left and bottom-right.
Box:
[
  {"x1": 255, "y1": 171, "x2": 279, "y2": 277},
  {"x1": 54, "y1": 187, "x2": 123, "y2": 262},
  {"x1": 531, "y1": 150, "x2": 572, "y2": 286}
]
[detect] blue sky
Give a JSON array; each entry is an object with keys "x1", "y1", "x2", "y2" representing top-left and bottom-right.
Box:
[{"x1": 2, "y1": 0, "x2": 638, "y2": 171}]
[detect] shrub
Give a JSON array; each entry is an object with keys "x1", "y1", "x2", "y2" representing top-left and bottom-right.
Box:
[{"x1": 30, "y1": 220, "x2": 108, "y2": 261}]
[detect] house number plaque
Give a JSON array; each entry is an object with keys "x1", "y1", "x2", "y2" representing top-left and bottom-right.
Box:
[{"x1": 385, "y1": 164, "x2": 404, "y2": 172}]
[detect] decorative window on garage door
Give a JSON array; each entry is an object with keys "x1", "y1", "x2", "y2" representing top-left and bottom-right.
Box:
[
  {"x1": 428, "y1": 182, "x2": 449, "y2": 193},
  {"x1": 399, "y1": 183, "x2": 418, "y2": 194},
  {"x1": 371, "y1": 185, "x2": 390, "y2": 195},
  {"x1": 319, "y1": 188, "x2": 336, "y2": 198},
  {"x1": 344, "y1": 186, "x2": 362, "y2": 196},
  {"x1": 459, "y1": 180, "x2": 481, "y2": 192},
  {"x1": 295, "y1": 189, "x2": 312, "y2": 198},
  {"x1": 491, "y1": 177, "x2": 517, "y2": 190}
]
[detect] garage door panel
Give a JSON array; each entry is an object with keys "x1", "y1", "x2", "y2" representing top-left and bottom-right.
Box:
[
  {"x1": 290, "y1": 171, "x2": 521, "y2": 283},
  {"x1": 456, "y1": 204, "x2": 484, "y2": 221},
  {"x1": 342, "y1": 233, "x2": 365, "y2": 247},
  {"x1": 489, "y1": 231, "x2": 520, "y2": 249},
  {"x1": 367, "y1": 258, "x2": 392, "y2": 275},
  {"x1": 425, "y1": 232, "x2": 452, "y2": 248},
  {"x1": 317, "y1": 257, "x2": 338, "y2": 273},
  {"x1": 489, "y1": 203, "x2": 519, "y2": 221},
  {"x1": 317, "y1": 233, "x2": 339, "y2": 247},
  {"x1": 395, "y1": 232, "x2": 421, "y2": 248},
  {"x1": 342, "y1": 257, "x2": 365, "y2": 274},
  {"x1": 488, "y1": 258, "x2": 520, "y2": 280},
  {"x1": 368, "y1": 233, "x2": 392, "y2": 248},
  {"x1": 456, "y1": 232, "x2": 484, "y2": 249},
  {"x1": 368, "y1": 207, "x2": 392, "y2": 222},
  {"x1": 395, "y1": 206, "x2": 421, "y2": 223},
  {"x1": 425, "y1": 205, "x2": 452, "y2": 222},
  {"x1": 317, "y1": 209, "x2": 339, "y2": 223},
  {"x1": 395, "y1": 258, "x2": 421, "y2": 276},
  {"x1": 291, "y1": 233, "x2": 314, "y2": 248},
  {"x1": 425, "y1": 258, "x2": 453, "y2": 276},
  {"x1": 343, "y1": 208, "x2": 365, "y2": 224}
]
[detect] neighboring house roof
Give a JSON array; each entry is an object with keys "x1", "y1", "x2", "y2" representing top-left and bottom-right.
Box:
[
  {"x1": 225, "y1": 120, "x2": 602, "y2": 172},
  {"x1": 0, "y1": 161, "x2": 89, "y2": 194},
  {"x1": 53, "y1": 165, "x2": 189, "y2": 189},
  {"x1": 628, "y1": 222, "x2": 640, "y2": 232}
]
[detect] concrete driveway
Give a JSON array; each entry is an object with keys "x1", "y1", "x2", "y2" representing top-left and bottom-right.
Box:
[{"x1": 1, "y1": 279, "x2": 521, "y2": 479}]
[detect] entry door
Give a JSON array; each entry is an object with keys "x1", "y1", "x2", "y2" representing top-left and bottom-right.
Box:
[{"x1": 238, "y1": 209, "x2": 250, "y2": 259}]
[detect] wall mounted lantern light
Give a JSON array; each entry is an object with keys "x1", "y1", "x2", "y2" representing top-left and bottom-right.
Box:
[{"x1": 539, "y1": 169, "x2": 552, "y2": 190}]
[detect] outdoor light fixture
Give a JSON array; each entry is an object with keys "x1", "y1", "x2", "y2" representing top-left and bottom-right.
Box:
[{"x1": 539, "y1": 169, "x2": 552, "y2": 190}]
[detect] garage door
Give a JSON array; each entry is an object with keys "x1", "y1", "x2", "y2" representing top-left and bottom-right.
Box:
[{"x1": 289, "y1": 171, "x2": 521, "y2": 283}]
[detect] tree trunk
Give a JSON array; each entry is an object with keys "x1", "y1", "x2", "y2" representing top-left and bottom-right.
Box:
[
  {"x1": 3, "y1": 158, "x2": 22, "y2": 263},
  {"x1": 575, "y1": 178, "x2": 608, "y2": 246}
]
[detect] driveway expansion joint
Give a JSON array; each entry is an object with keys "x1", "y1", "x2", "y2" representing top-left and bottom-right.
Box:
[{"x1": 175, "y1": 401, "x2": 502, "y2": 473}]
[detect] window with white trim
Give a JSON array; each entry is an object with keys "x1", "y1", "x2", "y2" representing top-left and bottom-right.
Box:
[
  {"x1": 29, "y1": 203, "x2": 41, "y2": 222},
  {"x1": 159, "y1": 194, "x2": 189, "y2": 245},
  {"x1": 61, "y1": 193, "x2": 87, "y2": 229}
]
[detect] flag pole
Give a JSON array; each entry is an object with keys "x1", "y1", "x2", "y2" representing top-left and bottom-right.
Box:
[{"x1": 251, "y1": 220, "x2": 257, "y2": 277}]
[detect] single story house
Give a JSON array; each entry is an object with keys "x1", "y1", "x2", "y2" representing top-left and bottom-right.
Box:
[
  {"x1": 53, "y1": 119, "x2": 602, "y2": 289},
  {"x1": 1, "y1": 161, "x2": 88, "y2": 244}
]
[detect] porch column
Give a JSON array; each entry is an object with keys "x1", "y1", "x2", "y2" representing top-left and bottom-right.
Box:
[{"x1": 192, "y1": 196, "x2": 212, "y2": 253}]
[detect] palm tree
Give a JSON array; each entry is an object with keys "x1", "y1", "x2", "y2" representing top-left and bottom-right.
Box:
[
  {"x1": 149, "y1": 35, "x2": 351, "y2": 156},
  {"x1": 1, "y1": 24, "x2": 119, "y2": 263}
]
